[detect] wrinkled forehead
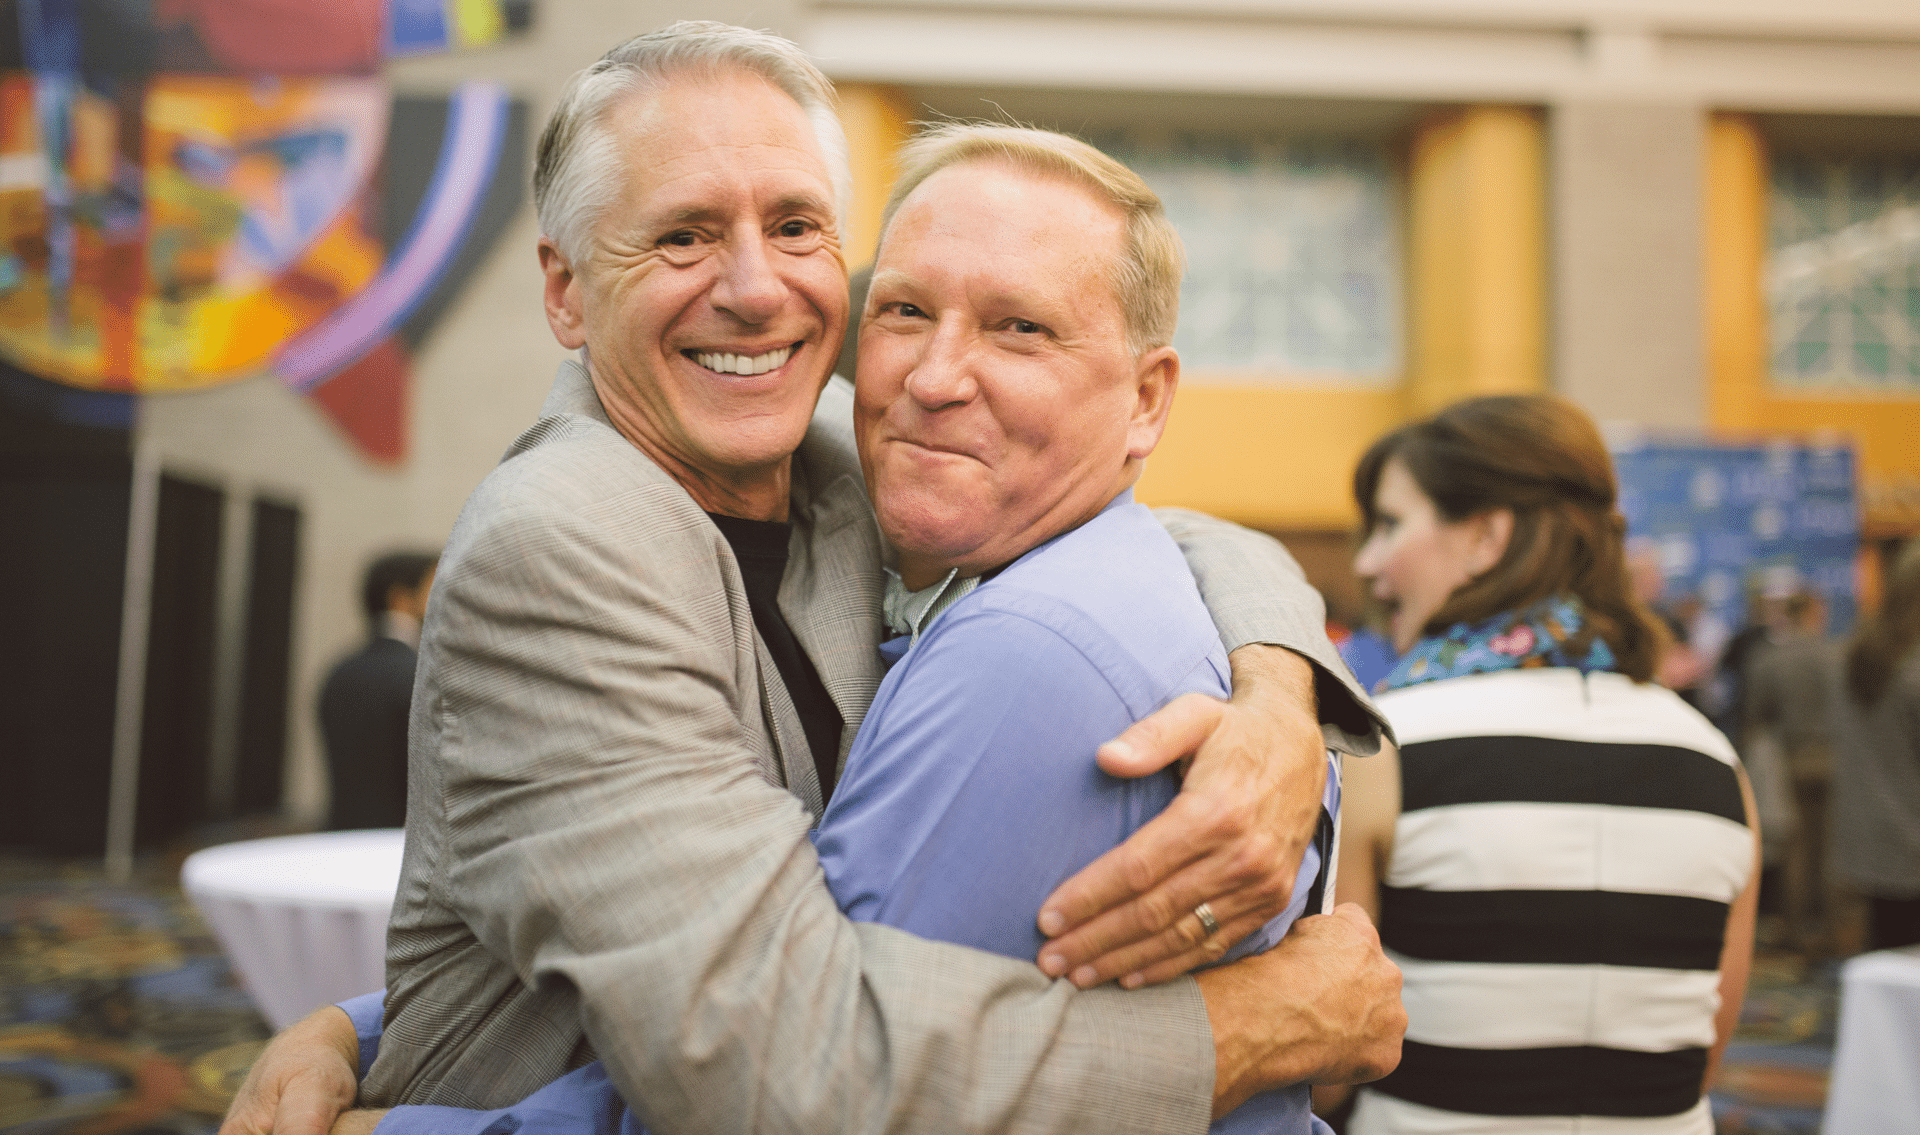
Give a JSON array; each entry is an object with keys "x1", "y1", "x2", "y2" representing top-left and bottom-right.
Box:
[
  {"x1": 621, "y1": 70, "x2": 825, "y2": 163},
  {"x1": 624, "y1": 65, "x2": 848, "y2": 219},
  {"x1": 605, "y1": 73, "x2": 840, "y2": 223},
  {"x1": 869, "y1": 159, "x2": 1127, "y2": 309}
]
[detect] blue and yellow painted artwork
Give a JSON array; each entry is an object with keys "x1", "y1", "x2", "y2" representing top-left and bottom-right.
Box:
[{"x1": 0, "y1": 0, "x2": 530, "y2": 460}]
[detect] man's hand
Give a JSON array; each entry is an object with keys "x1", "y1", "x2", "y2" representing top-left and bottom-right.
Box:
[
  {"x1": 1036, "y1": 644, "x2": 1326, "y2": 988},
  {"x1": 219, "y1": 1006, "x2": 361, "y2": 1135},
  {"x1": 1200, "y1": 904, "x2": 1405, "y2": 1116}
]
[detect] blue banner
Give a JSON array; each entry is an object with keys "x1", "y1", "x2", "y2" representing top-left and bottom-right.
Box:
[{"x1": 1613, "y1": 440, "x2": 1859, "y2": 638}]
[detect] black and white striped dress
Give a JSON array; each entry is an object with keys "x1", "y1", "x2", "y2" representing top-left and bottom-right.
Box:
[{"x1": 1352, "y1": 668, "x2": 1751, "y2": 1135}]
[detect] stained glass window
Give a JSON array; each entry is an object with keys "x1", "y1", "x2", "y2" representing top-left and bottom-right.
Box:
[
  {"x1": 1091, "y1": 130, "x2": 1401, "y2": 385},
  {"x1": 1768, "y1": 154, "x2": 1920, "y2": 392}
]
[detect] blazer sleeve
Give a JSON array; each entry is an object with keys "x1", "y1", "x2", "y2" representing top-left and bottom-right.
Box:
[
  {"x1": 1154, "y1": 506, "x2": 1389, "y2": 756},
  {"x1": 399, "y1": 485, "x2": 1216, "y2": 1135}
]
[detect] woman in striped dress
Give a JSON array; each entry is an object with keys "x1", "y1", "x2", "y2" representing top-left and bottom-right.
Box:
[{"x1": 1329, "y1": 395, "x2": 1760, "y2": 1134}]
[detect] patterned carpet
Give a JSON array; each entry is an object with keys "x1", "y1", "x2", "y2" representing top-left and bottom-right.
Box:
[
  {"x1": 3, "y1": 851, "x2": 1844, "y2": 1134},
  {"x1": 0, "y1": 853, "x2": 270, "y2": 1135},
  {"x1": 1711, "y1": 948, "x2": 1839, "y2": 1135}
]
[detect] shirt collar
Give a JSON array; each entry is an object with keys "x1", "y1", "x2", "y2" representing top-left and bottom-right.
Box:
[
  {"x1": 879, "y1": 489, "x2": 1138, "y2": 643},
  {"x1": 380, "y1": 610, "x2": 422, "y2": 649},
  {"x1": 882, "y1": 567, "x2": 981, "y2": 643}
]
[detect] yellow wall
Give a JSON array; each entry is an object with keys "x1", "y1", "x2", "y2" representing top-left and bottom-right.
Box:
[
  {"x1": 1138, "y1": 386, "x2": 1408, "y2": 530},
  {"x1": 1704, "y1": 113, "x2": 1920, "y2": 537},
  {"x1": 835, "y1": 83, "x2": 915, "y2": 269},
  {"x1": 1140, "y1": 106, "x2": 1548, "y2": 528},
  {"x1": 1405, "y1": 106, "x2": 1548, "y2": 415}
]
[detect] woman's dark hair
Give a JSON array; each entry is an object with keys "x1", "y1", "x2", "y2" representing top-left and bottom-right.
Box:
[
  {"x1": 1847, "y1": 539, "x2": 1920, "y2": 706},
  {"x1": 1352, "y1": 394, "x2": 1668, "y2": 682}
]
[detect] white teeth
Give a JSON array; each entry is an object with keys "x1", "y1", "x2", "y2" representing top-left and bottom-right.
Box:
[{"x1": 694, "y1": 346, "x2": 794, "y2": 375}]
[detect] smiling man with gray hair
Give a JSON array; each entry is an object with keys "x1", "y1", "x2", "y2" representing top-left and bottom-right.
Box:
[{"x1": 221, "y1": 24, "x2": 1398, "y2": 1135}]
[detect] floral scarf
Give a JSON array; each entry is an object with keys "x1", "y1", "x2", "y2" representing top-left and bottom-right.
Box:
[{"x1": 1378, "y1": 595, "x2": 1618, "y2": 693}]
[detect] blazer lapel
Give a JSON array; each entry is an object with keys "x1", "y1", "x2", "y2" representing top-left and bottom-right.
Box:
[
  {"x1": 743, "y1": 462, "x2": 880, "y2": 822},
  {"x1": 755, "y1": 635, "x2": 822, "y2": 816},
  {"x1": 783, "y1": 426, "x2": 886, "y2": 783},
  {"x1": 516, "y1": 356, "x2": 809, "y2": 804}
]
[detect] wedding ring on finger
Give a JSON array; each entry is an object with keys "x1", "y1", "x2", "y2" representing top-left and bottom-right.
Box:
[{"x1": 1193, "y1": 901, "x2": 1220, "y2": 938}]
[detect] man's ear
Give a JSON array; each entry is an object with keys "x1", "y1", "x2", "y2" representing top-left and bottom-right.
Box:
[
  {"x1": 538, "y1": 237, "x2": 587, "y2": 350},
  {"x1": 1468, "y1": 508, "x2": 1515, "y2": 575},
  {"x1": 1126, "y1": 346, "x2": 1180, "y2": 460}
]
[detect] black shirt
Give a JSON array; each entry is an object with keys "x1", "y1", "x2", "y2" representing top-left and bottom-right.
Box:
[{"x1": 707, "y1": 512, "x2": 845, "y2": 802}]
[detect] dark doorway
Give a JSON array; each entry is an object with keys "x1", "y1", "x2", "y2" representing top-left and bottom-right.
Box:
[
  {"x1": 135, "y1": 475, "x2": 226, "y2": 846},
  {"x1": 235, "y1": 499, "x2": 300, "y2": 815},
  {"x1": 1, "y1": 366, "x2": 305, "y2": 852},
  {"x1": 0, "y1": 425, "x2": 133, "y2": 854}
]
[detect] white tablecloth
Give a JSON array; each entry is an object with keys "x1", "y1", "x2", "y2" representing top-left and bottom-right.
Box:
[
  {"x1": 182, "y1": 830, "x2": 405, "y2": 1030},
  {"x1": 1823, "y1": 945, "x2": 1920, "y2": 1134}
]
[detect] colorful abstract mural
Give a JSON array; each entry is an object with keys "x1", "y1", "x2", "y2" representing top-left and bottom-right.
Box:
[{"x1": 0, "y1": 0, "x2": 529, "y2": 460}]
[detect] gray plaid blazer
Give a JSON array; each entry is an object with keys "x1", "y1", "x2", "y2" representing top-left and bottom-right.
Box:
[{"x1": 361, "y1": 359, "x2": 1379, "y2": 1134}]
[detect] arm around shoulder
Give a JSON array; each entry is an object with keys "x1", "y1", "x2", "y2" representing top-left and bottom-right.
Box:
[
  {"x1": 1199, "y1": 904, "x2": 1405, "y2": 1116},
  {"x1": 1153, "y1": 507, "x2": 1385, "y2": 755},
  {"x1": 387, "y1": 485, "x2": 1221, "y2": 1135}
]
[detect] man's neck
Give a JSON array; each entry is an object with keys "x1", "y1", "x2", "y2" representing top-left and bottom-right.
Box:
[
  {"x1": 590, "y1": 372, "x2": 794, "y2": 522},
  {"x1": 896, "y1": 559, "x2": 961, "y2": 592},
  {"x1": 639, "y1": 440, "x2": 793, "y2": 523},
  {"x1": 893, "y1": 487, "x2": 1136, "y2": 590}
]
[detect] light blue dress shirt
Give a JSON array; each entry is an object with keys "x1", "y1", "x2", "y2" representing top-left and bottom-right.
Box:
[{"x1": 355, "y1": 492, "x2": 1336, "y2": 1135}]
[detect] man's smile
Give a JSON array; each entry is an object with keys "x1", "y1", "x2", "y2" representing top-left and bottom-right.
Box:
[{"x1": 684, "y1": 343, "x2": 800, "y2": 376}]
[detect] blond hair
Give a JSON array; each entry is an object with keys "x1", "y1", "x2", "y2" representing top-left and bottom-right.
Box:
[{"x1": 879, "y1": 123, "x2": 1184, "y2": 356}]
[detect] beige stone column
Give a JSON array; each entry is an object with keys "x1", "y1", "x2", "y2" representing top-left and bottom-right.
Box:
[{"x1": 1549, "y1": 100, "x2": 1708, "y2": 428}]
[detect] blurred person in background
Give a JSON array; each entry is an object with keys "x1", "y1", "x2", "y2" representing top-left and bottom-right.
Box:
[
  {"x1": 1828, "y1": 539, "x2": 1920, "y2": 952},
  {"x1": 1337, "y1": 601, "x2": 1399, "y2": 693},
  {"x1": 1322, "y1": 395, "x2": 1758, "y2": 1134},
  {"x1": 1708, "y1": 574, "x2": 1788, "y2": 744},
  {"x1": 319, "y1": 551, "x2": 438, "y2": 831},
  {"x1": 1745, "y1": 586, "x2": 1839, "y2": 952},
  {"x1": 1627, "y1": 538, "x2": 1711, "y2": 697}
]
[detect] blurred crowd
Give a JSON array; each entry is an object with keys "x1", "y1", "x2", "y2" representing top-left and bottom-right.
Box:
[{"x1": 1649, "y1": 546, "x2": 1919, "y2": 958}]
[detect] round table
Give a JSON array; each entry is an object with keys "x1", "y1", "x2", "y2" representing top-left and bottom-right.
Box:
[
  {"x1": 1822, "y1": 945, "x2": 1920, "y2": 1134},
  {"x1": 182, "y1": 830, "x2": 405, "y2": 1030}
]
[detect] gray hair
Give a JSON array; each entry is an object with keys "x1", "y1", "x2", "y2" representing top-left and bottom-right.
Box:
[
  {"x1": 534, "y1": 21, "x2": 851, "y2": 264},
  {"x1": 879, "y1": 122, "x2": 1185, "y2": 356}
]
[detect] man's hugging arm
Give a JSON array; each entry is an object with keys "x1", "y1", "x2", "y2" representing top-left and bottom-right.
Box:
[
  {"x1": 1034, "y1": 508, "x2": 1394, "y2": 988},
  {"x1": 357, "y1": 496, "x2": 1227, "y2": 1135}
]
